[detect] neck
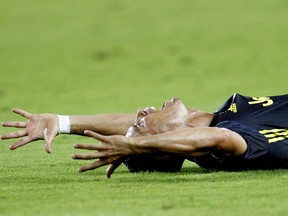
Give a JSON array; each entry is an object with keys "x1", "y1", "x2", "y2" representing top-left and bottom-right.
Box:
[{"x1": 185, "y1": 109, "x2": 214, "y2": 127}]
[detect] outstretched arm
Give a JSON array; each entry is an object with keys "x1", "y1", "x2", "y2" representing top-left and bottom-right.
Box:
[
  {"x1": 1, "y1": 108, "x2": 135, "y2": 153},
  {"x1": 69, "y1": 114, "x2": 135, "y2": 135},
  {"x1": 72, "y1": 127, "x2": 247, "y2": 178}
]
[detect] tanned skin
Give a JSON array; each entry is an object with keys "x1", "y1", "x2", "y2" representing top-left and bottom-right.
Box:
[{"x1": 1, "y1": 98, "x2": 247, "y2": 178}]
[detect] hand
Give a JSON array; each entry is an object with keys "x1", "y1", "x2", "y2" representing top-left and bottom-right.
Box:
[
  {"x1": 1, "y1": 108, "x2": 59, "y2": 153},
  {"x1": 72, "y1": 130, "x2": 133, "y2": 178}
]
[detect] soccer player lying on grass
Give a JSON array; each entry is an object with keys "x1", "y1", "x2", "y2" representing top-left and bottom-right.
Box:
[{"x1": 2, "y1": 93, "x2": 288, "y2": 178}]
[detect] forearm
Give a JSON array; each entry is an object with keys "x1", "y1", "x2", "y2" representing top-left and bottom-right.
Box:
[
  {"x1": 132, "y1": 127, "x2": 224, "y2": 157},
  {"x1": 70, "y1": 114, "x2": 136, "y2": 135}
]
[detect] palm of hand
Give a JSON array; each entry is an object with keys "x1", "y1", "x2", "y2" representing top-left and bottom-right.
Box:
[
  {"x1": 1, "y1": 108, "x2": 59, "y2": 153},
  {"x1": 73, "y1": 131, "x2": 133, "y2": 178}
]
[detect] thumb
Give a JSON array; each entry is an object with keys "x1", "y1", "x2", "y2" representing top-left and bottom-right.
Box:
[
  {"x1": 84, "y1": 130, "x2": 110, "y2": 143},
  {"x1": 44, "y1": 127, "x2": 57, "y2": 153},
  {"x1": 106, "y1": 162, "x2": 122, "y2": 179}
]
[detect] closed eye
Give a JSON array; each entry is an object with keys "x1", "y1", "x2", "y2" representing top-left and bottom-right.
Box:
[{"x1": 138, "y1": 118, "x2": 145, "y2": 127}]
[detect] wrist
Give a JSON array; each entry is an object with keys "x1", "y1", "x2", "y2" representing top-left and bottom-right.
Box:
[
  {"x1": 131, "y1": 136, "x2": 154, "y2": 154},
  {"x1": 57, "y1": 115, "x2": 71, "y2": 134}
]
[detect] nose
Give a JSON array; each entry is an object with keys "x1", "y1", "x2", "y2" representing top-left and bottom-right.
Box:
[{"x1": 136, "y1": 109, "x2": 147, "y2": 119}]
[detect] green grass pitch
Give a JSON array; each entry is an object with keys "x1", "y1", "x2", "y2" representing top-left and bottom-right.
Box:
[{"x1": 1, "y1": 0, "x2": 288, "y2": 215}]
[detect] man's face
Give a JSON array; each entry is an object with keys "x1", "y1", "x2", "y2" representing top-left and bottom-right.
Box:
[{"x1": 126, "y1": 97, "x2": 189, "y2": 137}]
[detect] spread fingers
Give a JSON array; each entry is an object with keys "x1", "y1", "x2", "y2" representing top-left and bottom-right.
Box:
[
  {"x1": 77, "y1": 159, "x2": 110, "y2": 172},
  {"x1": 2, "y1": 121, "x2": 27, "y2": 128},
  {"x1": 12, "y1": 108, "x2": 32, "y2": 119},
  {"x1": 1, "y1": 130, "x2": 28, "y2": 140},
  {"x1": 10, "y1": 137, "x2": 33, "y2": 150}
]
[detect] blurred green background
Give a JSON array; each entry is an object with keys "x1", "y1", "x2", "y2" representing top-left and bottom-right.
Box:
[
  {"x1": 1, "y1": 0, "x2": 288, "y2": 216},
  {"x1": 1, "y1": 0, "x2": 288, "y2": 116}
]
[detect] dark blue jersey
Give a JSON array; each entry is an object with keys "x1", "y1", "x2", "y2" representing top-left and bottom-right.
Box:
[{"x1": 194, "y1": 93, "x2": 288, "y2": 170}]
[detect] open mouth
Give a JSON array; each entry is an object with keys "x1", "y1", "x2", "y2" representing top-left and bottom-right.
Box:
[{"x1": 136, "y1": 106, "x2": 157, "y2": 121}]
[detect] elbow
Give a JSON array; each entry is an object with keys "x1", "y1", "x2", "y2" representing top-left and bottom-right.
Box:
[
  {"x1": 216, "y1": 128, "x2": 230, "y2": 143},
  {"x1": 215, "y1": 127, "x2": 247, "y2": 155},
  {"x1": 203, "y1": 127, "x2": 229, "y2": 147}
]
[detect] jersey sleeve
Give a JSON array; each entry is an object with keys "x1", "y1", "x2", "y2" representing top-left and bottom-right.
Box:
[
  {"x1": 214, "y1": 121, "x2": 272, "y2": 170},
  {"x1": 216, "y1": 121, "x2": 269, "y2": 160}
]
